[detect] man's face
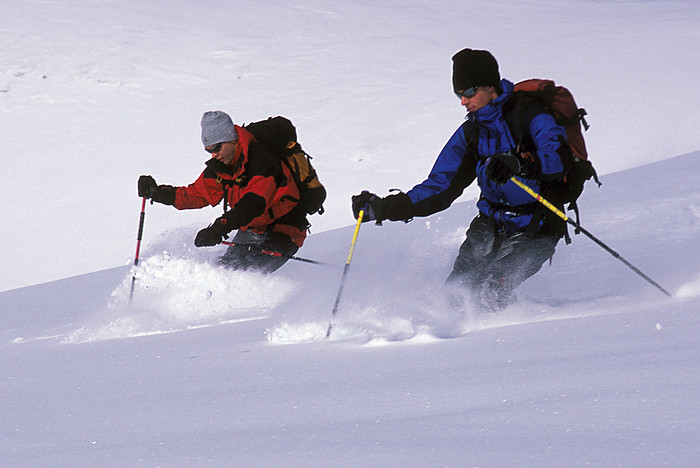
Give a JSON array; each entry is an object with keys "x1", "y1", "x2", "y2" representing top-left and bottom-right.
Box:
[
  {"x1": 206, "y1": 140, "x2": 238, "y2": 165},
  {"x1": 457, "y1": 86, "x2": 495, "y2": 113}
]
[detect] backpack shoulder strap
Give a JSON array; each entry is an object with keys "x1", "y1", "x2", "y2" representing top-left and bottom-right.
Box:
[
  {"x1": 509, "y1": 93, "x2": 550, "y2": 153},
  {"x1": 461, "y1": 120, "x2": 480, "y2": 159},
  {"x1": 512, "y1": 95, "x2": 526, "y2": 152}
]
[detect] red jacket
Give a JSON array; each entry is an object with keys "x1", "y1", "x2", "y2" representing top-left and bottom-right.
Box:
[{"x1": 171, "y1": 126, "x2": 307, "y2": 246}]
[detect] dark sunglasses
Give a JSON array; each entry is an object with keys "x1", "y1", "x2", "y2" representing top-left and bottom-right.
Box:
[
  {"x1": 456, "y1": 86, "x2": 480, "y2": 99},
  {"x1": 205, "y1": 142, "x2": 223, "y2": 154}
]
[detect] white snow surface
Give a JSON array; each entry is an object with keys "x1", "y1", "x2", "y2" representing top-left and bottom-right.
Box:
[
  {"x1": 2, "y1": 0, "x2": 700, "y2": 466},
  {"x1": 2, "y1": 153, "x2": 699, "y2": 467},
  {"x1": 1, "y1": 0, "x2": 699, "y2": 291}
]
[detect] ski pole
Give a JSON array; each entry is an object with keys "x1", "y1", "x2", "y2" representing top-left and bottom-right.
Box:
[
  {"x1": 221, "y1": 241, "x2": 329, "y2": 266},
  {"x1": 129, "y1": 197, "x2": 147, "y2": 302},
  {"x1": 510, "y1": 177, "x2": 672, "y2": 297},
  {"x1": 326, "y1": 210, "x2": 364, "y2": 338}
]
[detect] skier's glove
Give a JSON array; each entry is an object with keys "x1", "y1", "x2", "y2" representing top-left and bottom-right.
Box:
[
  {"x1": 139, "y1": 176, "x2": 177, "y2": 205},
  {"x1": 138, "y1": 175, "x2": 176, "y2": 205},
  {"x1": 138, "y1": 175, "x2": 158, "y2": 199},
  {"x1": 486, "y1": 153, "x2": 522, "y2": 185},
  {"x1": 351, "y1": 191, "x2": 385, "y2": 225},
  {"x1": 194, "y1": 218, "x2": 230, "y2": 247}
]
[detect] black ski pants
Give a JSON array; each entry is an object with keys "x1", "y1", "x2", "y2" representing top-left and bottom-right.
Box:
[
  {"x1": 218, "y1": 230, "x2": 298, "y2": 274},
  {"x1": 446, "y1": 214, "x2": 559, "y2": 306}
]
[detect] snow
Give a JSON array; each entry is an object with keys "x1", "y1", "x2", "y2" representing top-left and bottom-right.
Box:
[
  {"x1": 1, "y1": 0, "x2": 700, "y2": 466},
  {"x1": 2, "y1": 155, "x2": 699, "y2": 467},
  {"x1": 2, "y1": 0, "x2": 700, "y2": 292}
]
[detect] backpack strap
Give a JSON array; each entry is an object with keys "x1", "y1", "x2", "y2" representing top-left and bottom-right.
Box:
[
  {"x1": 510, "y1": 94, "x2": 538, "y2": 156},
  {"x1": 217, "y1": 175, "x2": 248, "y2": 213},
  {"x1": 512, "y1": 96, "x2": 526, "y2": 153},
  {"x1": 461, "y1": 120, "x2": 480, "y2": 157}
]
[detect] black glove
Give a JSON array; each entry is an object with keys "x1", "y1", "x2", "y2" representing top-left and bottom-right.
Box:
[
  {"x1": 351, "y1": 191, "x2": 385, "y2": 224},
  {"x1": 194, "y1": 226, "x2": 225, "y2": 247},
  {"x1": 138, "y1": 175, "x2": 158, "y2": 199},
  {"x1": 486, "y1": 153, "x2": 522, "y2": 185},
  {"x1": 138, "y1": 175, "x2": 177, "y2": 205},
  {"x1": 194, "y1": 217, "x2": 230, "y2": 247}
]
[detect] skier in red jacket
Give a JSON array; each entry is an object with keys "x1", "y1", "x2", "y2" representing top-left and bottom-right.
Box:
[{"x1": 139, "y1": 111, "x2": 308, "y2": 273}]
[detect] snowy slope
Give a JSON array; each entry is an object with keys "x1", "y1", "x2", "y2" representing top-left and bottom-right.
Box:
[
  {"x1": 1, "y1": 0, "x2": 699, "y2": 291},
  {"x1": 1, "y1": 0, "x2": 699, "y2": 465},
  {"x1": 1, "y1": 152, "x2": 699, "y2": 467}
]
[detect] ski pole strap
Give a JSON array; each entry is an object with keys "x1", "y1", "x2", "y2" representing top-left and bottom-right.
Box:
[
  {"x1": 510, "y1": 177, "x2": 672, "y2": 297},
  {"x1": 221, "y1": 241, "x2": 328, "y2": 266}
]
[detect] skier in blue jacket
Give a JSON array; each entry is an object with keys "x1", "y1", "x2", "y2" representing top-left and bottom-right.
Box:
[{"x1": 352, "y1": 48, "x2": 575, "y2": 311}]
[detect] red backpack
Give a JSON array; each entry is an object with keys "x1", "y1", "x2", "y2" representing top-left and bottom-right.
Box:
[
  {"x1": 514, "y1": 79, "x2": 590, "y2": 161},
  {"x1": 512, "y1": 79, "x2": 599, "y2": 240}
]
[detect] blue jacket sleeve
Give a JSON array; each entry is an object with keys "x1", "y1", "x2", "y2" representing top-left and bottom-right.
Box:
[{"x1": 405, "y1": 124, "x2": 478, "y2": 217}]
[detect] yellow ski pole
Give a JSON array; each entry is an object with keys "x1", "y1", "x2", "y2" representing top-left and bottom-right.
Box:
[
  {"x1": 510, "y1": 177, "x2": 671, "y2": 297},
  {"x1": 326, "y1": 210, "x2": 365, "y2": 338}
]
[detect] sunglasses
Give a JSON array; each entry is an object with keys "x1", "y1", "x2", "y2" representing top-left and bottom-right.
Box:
[
  {"x1": 456, "y1": 86, "x2": 480, "y2": 99},
  {"x1": 205, "y1": 142, "x2": 223, "y2": 154}
]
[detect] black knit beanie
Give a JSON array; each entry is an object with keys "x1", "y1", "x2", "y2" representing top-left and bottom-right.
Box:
[{"x1": 451, "y1": 48, "x2": 500, "y2": 93}]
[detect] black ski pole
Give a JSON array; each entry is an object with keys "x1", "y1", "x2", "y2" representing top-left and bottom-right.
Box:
[
  {"x1": 511, "y1": 177, "x2": 672, "y2": 297},
  {"x1": 221, "y1": 241, "x2": 329, "y2": 266},
  {"x1": 326, "y1": 210, "x2": 364, "y2": 338},
  {"x1": 129, "y1": 197, "x2": 147, "y2": 302}
]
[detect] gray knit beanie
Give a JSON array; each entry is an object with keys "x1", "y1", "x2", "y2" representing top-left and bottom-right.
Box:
[{"x1": 201, "y1": 111, "x2": 238, "y2": 147}]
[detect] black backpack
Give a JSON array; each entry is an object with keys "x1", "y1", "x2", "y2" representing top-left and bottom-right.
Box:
[{"x1": 244, "y1": 116, "x2": 326, "y2": 215}]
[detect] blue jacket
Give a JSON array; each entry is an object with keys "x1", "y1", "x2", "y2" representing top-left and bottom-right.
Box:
[{"x1": 405, "y1": 79, "x2": 570, "y2": 235}]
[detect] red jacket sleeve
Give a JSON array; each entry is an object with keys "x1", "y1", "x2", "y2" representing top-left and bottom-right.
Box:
[{"x1": 173, "y1": 170, "x2": 225, "y2": 210}]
